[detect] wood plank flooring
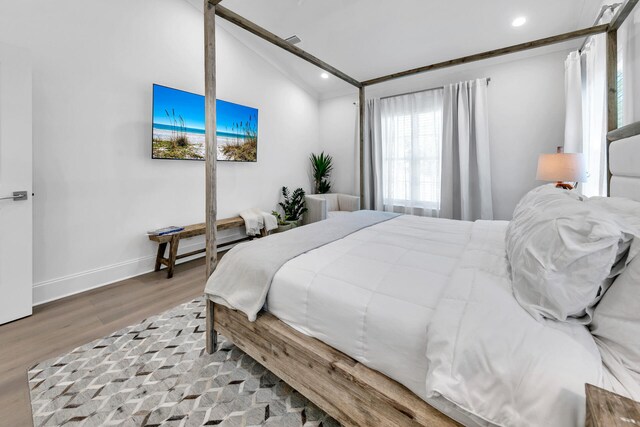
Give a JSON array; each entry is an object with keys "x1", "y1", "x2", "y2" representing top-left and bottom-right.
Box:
[{"x1": 0, "y1": 257, "x2": 207, "y2": 427}]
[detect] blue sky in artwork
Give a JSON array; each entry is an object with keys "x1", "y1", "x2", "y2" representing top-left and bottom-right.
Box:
[
  {"x1": 152, "y1": 84, "x2": 257, "y2": 133},
  {"x1": 217, "y1": 99, "x2": 257, "y2": 134}
]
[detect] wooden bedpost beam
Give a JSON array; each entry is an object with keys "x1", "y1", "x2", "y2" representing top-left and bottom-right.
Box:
[
  {"x1": 609, "y1": 0, "x2": 639, "y2": 31},
  {"x1": 604, "y1": 1, "x2": 638, "y2": 195},
  {"x1": 204, "y1": 0, "x2": 218, "y2": 354},
  {"x1": 361, "y1": 24, "x2": 609, "y2": 86},
  {"x1": 359, "y1": 87, "x2": 365, "y2": 203},
  {"x1": 607, "y1": 30, "x2": 618, "y2": 135},
  {"x1": 606, "y1": 27, "x2": 619, "y2": 197},
  {"x1": 212, "y1": 4, "x2": 362, "y2": 88}
]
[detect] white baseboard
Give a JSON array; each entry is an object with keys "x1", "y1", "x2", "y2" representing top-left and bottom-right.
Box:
[{"x1": 32, "y1": 234, "x2": 244, "y2": 306}]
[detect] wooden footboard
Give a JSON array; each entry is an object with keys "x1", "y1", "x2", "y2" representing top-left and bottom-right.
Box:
[{"x1": 210, "y1": 302, "x2": 460, "y2": 427}]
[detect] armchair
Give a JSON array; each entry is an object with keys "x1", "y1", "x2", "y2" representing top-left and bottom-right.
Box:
[{"x1": 304, "y1": 193, "x2": 361, "y2": 224}]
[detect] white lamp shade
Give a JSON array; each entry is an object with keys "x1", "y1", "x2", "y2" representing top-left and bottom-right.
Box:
[{"x1": 536, "y1": 153, "x2": 587, "y2": 182}]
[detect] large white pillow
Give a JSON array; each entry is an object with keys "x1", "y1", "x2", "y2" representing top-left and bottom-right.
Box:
[
  {"x1": 587, "y1": 196, "x2": 640, "y2": 262},
  {"x1": 588, "y1": 196, "x2": 640, "y2": 398},
  {"x1": 506, "y1": 185, "x2": 633, "y2": 324},
  {"x1": 591, "y1": 254, "x2": 640, "y2": 399}
]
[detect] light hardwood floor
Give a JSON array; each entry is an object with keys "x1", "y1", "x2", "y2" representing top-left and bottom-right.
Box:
[{"x1": 0, "y1": 257, "x2": 207, "y2": 427}]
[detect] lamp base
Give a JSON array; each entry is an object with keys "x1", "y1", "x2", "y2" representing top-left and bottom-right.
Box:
[{"x1": 555, "y1": 182, "x2": 574, "y2": 190}]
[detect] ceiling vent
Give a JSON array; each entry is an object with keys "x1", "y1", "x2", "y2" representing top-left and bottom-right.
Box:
[{"x1": 284, "y1": 35, "x2": 302, "y2": 45}]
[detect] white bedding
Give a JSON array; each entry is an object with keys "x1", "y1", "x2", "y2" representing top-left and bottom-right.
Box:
[{"x1": 266, "y1": 214, "x2": 609, "y2": 427}]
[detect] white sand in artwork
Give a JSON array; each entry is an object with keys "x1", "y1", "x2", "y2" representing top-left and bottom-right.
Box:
[{"x1": 154, "y1": 128, "x2": 249, "y2": 160}]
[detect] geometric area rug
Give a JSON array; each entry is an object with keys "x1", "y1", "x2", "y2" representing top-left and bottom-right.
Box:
[{"x1": 28, "y1": 297, "x2": 340, "y2": 426}]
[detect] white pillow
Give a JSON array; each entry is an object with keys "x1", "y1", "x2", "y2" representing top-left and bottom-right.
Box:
[
  {"x1": 506, "y1": 186, "x2": 633, "y2": 324},
  {"x1": 591, "y1": 254, "x2": 640, "y2": 399},
  {"x1": 587, "y1": 196, "x2": 640, "y2": 263}
]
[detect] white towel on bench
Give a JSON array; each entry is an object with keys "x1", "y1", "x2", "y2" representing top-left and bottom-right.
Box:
[
  {"x1": 262, "y1": 211, "x2": 278, "y2": 233},
  {"x1": 239, "y1": 208, "x2": 278, "y2": 236}
]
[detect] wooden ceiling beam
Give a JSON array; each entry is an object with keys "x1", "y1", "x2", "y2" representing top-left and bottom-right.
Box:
[
  {"x1": 361, "y1": 24, "x2": 609, "y2": 87},
  {"x1": 609, "y1": 0, "x2": 639, "y2": 31},
  {"x1": 212, "y1": 3, "x2": 362, "y2": 88}
]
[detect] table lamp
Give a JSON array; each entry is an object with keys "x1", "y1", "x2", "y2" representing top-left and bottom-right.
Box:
[{"x1": 536, "y1": 147, "x2": 587, "y2": 190}]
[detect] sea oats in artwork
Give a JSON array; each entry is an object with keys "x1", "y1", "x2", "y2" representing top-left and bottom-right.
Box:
[{"x1": 28, "y1": 298, "x2": 338, "y2": 427}]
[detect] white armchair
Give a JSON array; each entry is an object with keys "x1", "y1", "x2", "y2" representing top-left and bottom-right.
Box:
[{"x1": 304, "y1": 193, "x2": 361, "y2": 224}]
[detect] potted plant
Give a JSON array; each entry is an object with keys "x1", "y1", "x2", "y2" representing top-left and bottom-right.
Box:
[
  {"x1": 276, "y1": 186, "x2": 307, "y2": 228},
  {"x1": 310, "y1": 152, "x2": 333, "y2": 194},
  {"x1": 270, "y1": 211, "x2": 293, "y2": 233}
]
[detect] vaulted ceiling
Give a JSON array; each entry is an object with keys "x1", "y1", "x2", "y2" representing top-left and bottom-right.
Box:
[{"x1": 186, "y1": 0, "x2": 605, "y2": 98}]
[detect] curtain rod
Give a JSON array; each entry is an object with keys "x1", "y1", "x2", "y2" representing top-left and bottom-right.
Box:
[
  {"x1": 378, "y1": 78, "x2": 491, "y2": 101},
  {"x1": 579, "y1": 3, "x2": 621, "y2": 53}
]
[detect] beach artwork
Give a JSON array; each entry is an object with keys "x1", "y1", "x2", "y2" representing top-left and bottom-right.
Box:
[{"x1": 152, "y1": 84, "x2": 258, "y2": 162}]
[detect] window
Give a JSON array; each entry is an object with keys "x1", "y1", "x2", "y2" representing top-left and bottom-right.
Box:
[{"x1": 380, "y1": 90, "x2": 443, "y2": 214}]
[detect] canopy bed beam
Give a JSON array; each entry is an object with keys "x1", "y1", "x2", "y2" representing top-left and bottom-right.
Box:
[
  {"x1": 204, "y1": 0, "x2": 220, "y2": 354},
  {"x1": 359, "y1": 87, "x2": 365, "y2": 201},
  {"x1": 606, "y1": 30, "x2": 617, "y2": 195},
  {"x1": 361, "y1": 24, "x2": 609, "y2": 86},
  {"x1": 609, "y1": 0, "x2": 639, "y2": 31},
  {"x1": 580, "y1": 3, "x2": 621, "y2": 53},
  {"x1": 210, "y1": 2, "x2": 361, "y2": 88}
]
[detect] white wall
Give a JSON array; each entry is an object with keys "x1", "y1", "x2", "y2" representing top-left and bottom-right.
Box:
[
  {"x1": 320, "y1": 49, "x2": 569, "y2": 220},
  {"x1": 318, "y1": 95, "x2": 360, "y2": 195},
  {"x1": 0, "y1": 0, "x2": 320, "y2": 304}
]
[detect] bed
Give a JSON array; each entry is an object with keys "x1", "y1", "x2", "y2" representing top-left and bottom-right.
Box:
[
  {"x1": 204, "y1": 122, "x2": 640, "y2": 427},
  {"x1": 200, "y1": 1, "x2": 640, "y2": 424}
]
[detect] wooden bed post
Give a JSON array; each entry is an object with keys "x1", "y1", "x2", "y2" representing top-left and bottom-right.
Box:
[
  {"x1": 606, "y1": 29, "x2": 618, "y2": 197},
  {"x1": 359, "y1": 86, "x2": 365, "y2": 203},
  {"x1": 606, "y1": 0, "x2": 639, "y2": 195},
  {"x1": 205, "y1": 0, "x2": 221, "y2": 355}
]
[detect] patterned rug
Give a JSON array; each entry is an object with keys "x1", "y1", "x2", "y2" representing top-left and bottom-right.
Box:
[{"x1": 28, "y1": 298, "x2": 339, "y2": 427}]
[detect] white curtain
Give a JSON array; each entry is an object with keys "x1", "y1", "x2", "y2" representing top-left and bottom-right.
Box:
[
  {"x1": 440, "y1": 79, "x2": 493, "y2": 221},
  {"x1": 619, "y1": 6, "x2": 640, "y2": 125},
  {"x1": 564, "y1": 51, "x2": 583, "y2": 153},
  {"x1": 564, "y1": 10, "x2": 611, "y2": 197},
  {"x1": 363, "y1": 99, "x2": 383, "y2": 211},
  {"x1": 581, "y1": 32, "x2": 608, "y2": 197},
  {"x1": 379, "y1": 90, "x2": 443, "y2": 216}
]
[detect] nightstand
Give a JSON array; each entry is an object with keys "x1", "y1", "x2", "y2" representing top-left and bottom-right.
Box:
[{"x1": 586, "y1": 384, "x2": 640, "y2": 427}]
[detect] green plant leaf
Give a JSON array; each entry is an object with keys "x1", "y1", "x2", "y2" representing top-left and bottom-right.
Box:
[
  {"x1": 278, "y1": 186, "x2": 307, "y2": 221},
  {"x1": 318, "y1": 179, "x2": 331, "y2": 194},
  {"x1": 310, "y1": 152, "x2": 333, "y2": 194}
]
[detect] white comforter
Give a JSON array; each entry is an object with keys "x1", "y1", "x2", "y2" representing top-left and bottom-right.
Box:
[{"x1": 267, "y1": 215, "x2": 606, "y2": 427}]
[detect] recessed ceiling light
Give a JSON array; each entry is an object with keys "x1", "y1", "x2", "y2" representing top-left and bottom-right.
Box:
[
  {"x1": 512, "y1": 16, "x2": 527, "y2": 27},
  {"x1": 320, "y1": 72, "x2": 329, "y2": 79}
]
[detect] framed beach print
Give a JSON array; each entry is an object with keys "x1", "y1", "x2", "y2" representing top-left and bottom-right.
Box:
[{"x1": 151, "y1": 84, "x2": 258, "y2": 162}]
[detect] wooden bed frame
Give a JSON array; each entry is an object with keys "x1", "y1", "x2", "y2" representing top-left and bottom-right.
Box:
[
  {"x1": 210, "y1": 302, "x2": 458, "y2": 426},
  {"x1": 203, "y1": 1, "x2": 639, "y2": 425}
]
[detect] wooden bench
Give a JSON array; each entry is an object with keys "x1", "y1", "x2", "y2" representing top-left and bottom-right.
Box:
[{"x1": 148, "y1": 217, "x2": 252, "y2": 278}]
